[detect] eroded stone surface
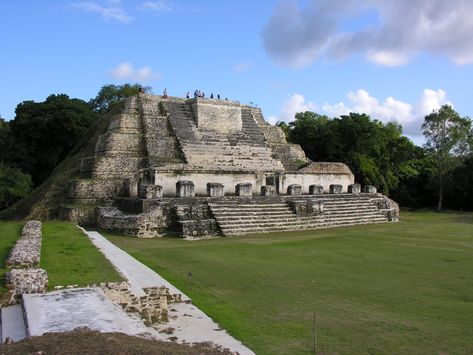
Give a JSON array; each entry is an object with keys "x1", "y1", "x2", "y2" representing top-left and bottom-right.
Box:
[
  {"x1": 6, "y1": 221, "x2": 42, "y2": 268},
  {"x1": 348, "y1": 183, "x2": 361, "y2": 194},
  {"x1": 329, "y1": 184, "x2": 343, "y2": 194},
  {"x1": 5, "y1": 268, "x2": 48, "y2": 297}
]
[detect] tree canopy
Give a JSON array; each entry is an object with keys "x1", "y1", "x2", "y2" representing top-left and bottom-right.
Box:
[
  {"x1": 89, "y1": 83, "x2": 151, "y2": 113},
  {"x1": 285, "y1": 111, "x2": 421, "y2": 197},
  {"x1": 422, "y1": 105, "x2": 473, "y2": 210},
  {"x1": 3, "y1": 94, "x2": 97, "y2": 185}
]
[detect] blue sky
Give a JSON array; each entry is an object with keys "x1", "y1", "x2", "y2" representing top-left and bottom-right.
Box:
[{"x1": 1, "y1": 0, "x2": 472, "y2": 144}]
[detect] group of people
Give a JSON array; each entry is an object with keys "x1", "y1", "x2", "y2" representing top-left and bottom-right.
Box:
[
  {"x1": 188, "y1": 90, "x2": 221, "y2": 100},
  {"x1": 161, "y1": 88, "x2": 227, "y2": 101}
]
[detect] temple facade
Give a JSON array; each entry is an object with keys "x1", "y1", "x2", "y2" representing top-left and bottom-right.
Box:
[{"x1": 61, "y1": 93, "x2": 398, "y2": 238}]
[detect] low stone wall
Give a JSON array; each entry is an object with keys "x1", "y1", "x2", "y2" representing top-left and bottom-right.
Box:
[
  {"x1": 4, "y1": 221, "x2": 49, "y2": 304},
  {"x1": 5, "y1": 269, "x2": 48, "y2": 296},
  {"x1": 6, "y1": 220, "x2": 42, "y2": 268},
  {"x1": 101, "y1": 282, "x2": 182, "y2": 328},
  {"x1": 98, "y1": 205, "x2": 168, "y2": 238},
  {"x1": 373, "y1": 196, "x2": 400, "y2": 222}
]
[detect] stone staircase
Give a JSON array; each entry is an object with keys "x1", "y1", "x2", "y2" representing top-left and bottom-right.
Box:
[
  {"x1": 164, "y1": 101, "x2": 284, "y2": 172},
  {"x1": 209, "y1": 196, "x2": 389, "y2": 236}
]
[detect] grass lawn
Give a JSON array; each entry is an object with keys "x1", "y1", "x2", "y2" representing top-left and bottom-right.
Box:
[
  {"x1": 105, "y1": 211, "x2": 473, "y2": 354},
  {"x1": 41, "y1": 222, "x2": 122, "y2": 287},
  {"x1": 0, "y1": 221, "x2": 24, "y2": 293},
  {"x1": 0, "y1": 221, "x2": 122, "y2": 292}
]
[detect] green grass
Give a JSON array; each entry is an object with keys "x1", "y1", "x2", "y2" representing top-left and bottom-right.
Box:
[
  {"x1": 105, "y1": 211, "x2": 473, "y2": 354},
  {"x1": 0, "y1": 221, "x2": 24, "y2": 293},
  {"x1": 41, "y1": 222, "x2": 123, "y2": 287},
  {"x1": 0, "y1": 221, "x2": 122, "y2": 292}
]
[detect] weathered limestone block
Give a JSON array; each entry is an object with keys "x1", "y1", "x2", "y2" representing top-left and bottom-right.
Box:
[
  {"x1": 179, "y1": 219, "x2": 219, "y2": 238},
  {"x1": 6, "y1": 220, "x2": 42, "y2": 268},
  {"x1": 309, "y1": 184, "x2": 324, "y2": 195},
  {"x1": 5, "y1": 269, "x2": 48, "y2": 295},
  {"x1": 207, "y1": 183, "x2": 225, "y2": 197},
  {"x1": 102, "y1": 282, "x2": 179, "y2": 326},
  {"x1": 308, "y1": 199, "x2": 324, "y2": 214},
  {"x1": 175, "y1": 204, "x2": 212, "y2": 220},
  {"x1": 138, "y1": 184, "x2": 163, "y2": 199},
  {"x1": 192, "y1": 98, "x2": 242, "y2": 134},
  {"x1": 122, "y1": 178, "x2": 138, "y2": 197},
  {"x1": 374, "y1": 197, "x2": 400, "y2": 222},
  {"x1": 290, "y1": 199, "x2": 324, "y2": 216},
  {"x1": 176, "y1": 181, "x2": 195, "y2": 197},
  {"x1": 363, "y1": 185, "x2": 377, "y2": 194},
  {"x1": 235, "y1": 183, "x2": 252, "y2": 197},
  {"x1": 59, "y1": 205, "x2": 97, "y2": 226},
  {"x1": 98, "y1": 205, "x2": 167, "y2": 238},
  {"x1": 348, "y1": 183, "x2": 361, "y2": 194},
  {"x1": 261, "y1": 185, "x2": 277, "y2": 196},
  {"x1": 287, "y1": 184, "x2": 302, "y2": 195},
  {"x1": 67, "y1": 179, "x2": 120, "y2": 200},
  {"x1": 329, "y1": 184, "x2": 343, "y2": 194}
]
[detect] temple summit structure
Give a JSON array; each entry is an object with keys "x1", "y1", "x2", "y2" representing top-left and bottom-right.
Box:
[{"x1": 61, "y1": 93, "x2": 399, "y2": 238}]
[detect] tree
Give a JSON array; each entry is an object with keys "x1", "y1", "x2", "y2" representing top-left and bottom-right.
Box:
[
  {"x1": 7, "y1": 94, "x2": 98, "y2": 186},
  {"x1": 89, "y1": 83, "x2": 152, "y2": 113},
  {"x1": 422, "y1": 105, "x2": 472, "y2": 210},
  {"x1": 0, "y1": 165, "x2": 33, "y2": 209},
  {"x1": 285, "y1": 111, "x2": 421, "y2": 197}
]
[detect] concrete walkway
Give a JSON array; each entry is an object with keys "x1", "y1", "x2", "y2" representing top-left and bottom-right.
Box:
[
  {"x1": 81, "y1": 229, "x2": 189, "y2": 300},
  {"x1": 81, "y1": 228, "x2": 254, "y2": 355}
]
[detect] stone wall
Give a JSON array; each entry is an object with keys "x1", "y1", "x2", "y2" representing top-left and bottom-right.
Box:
[
  {"x1": 5, "y1": 269, "x2": 48, "y2": 296},
  {"x1": 192, "y1": 98, "x2": 242, "y2": 133},
  {"x1": 101, "y1": 281, "x2": 182, "y2": 328},
  {"x1": 6, "y1": 221, "x2": 42, "y2": 268},
  {"x1": 4, "y1": 221, "x2": 48, "y2": 303},
  {"x1": 66, "y1": 178, "x2": 122, "y2": 201},
  {"x1": 153, "y1": 170, "x2": 265, "y2": 196},
  {"x1": 281, "y1": 172, "x2": 354, "y2": 194},
  {"x1": 98, "y1": 204, "x2": 168, "y2": 238}
]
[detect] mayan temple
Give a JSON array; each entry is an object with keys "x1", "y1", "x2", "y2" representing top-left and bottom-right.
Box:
[{"x1": 61, "y1": 93, "x2": 399, "y2": 238}]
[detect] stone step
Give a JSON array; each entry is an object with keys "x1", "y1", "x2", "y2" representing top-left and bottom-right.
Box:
[
  {"x1": 1, "y1": 304, "x2": 28, "y2": 343},
  {"x1": 218, "y1": 215, "x2": 386, "y2": 229},
  {"x1": 221, "y1": 219, "x2": 388, "y2": 236},
  {"x1": 210, "y1": 203, "x2": 290, "y2": 209}
]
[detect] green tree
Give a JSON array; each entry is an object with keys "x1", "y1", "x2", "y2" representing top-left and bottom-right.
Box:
[
  {"x1": 89, "y1": 83, "x2": 152, "y2": 113},
  {"x1": 0, "y1": 165, "x2": 33, "y2": 209},
  {"x1": 7, "y1": 94, "x2": 97, "y2": 186},
  {"x1": 286, "y1": 111, "x2": 420, "y2": 197},
  {"x1": 422, "y1": 105, "x2": 472, "y2": 210}
]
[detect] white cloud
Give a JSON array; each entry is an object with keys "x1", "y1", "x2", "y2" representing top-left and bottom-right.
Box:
[
  {"x1": 139, "y1": 1, "x2": 174, "y2": 14},
  {"x1": 72, "y1": 1, "x2": 132, "y2": 23},
  {"x1": 270, "y1": 89, "x2": 451, "y2": 137},
  {"x1": 268, "y1": 94, "x2": 316, "y2": 124},
  {"x1": 263, "y1": 0, "x2": 473, "y2": 67},
  {"x1": 232, "y1": 61, "x2": 253, "y2": 73},
  {"x1": 110, "y1": 62, "x2": 162, "y2": 82}
]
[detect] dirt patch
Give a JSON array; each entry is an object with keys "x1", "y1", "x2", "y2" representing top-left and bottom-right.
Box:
[{"x1": 0, "y1": 329, "x2": 234, "y2": 354}]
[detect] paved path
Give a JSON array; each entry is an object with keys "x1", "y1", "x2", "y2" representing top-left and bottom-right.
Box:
[
  {"x1": 81, "y1": 228, "x2": 254, "y2": 355},
  {"x1": 81, "y1": 229, "x2": 189, "y2": 300}
]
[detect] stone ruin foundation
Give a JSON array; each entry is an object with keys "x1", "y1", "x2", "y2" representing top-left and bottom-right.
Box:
[
  {"x1": 59, "y1": 93, "x2": 399, "y2": 238},
  {"x1": 4, "y1": 221, "x2": 49, "y2": 304}
]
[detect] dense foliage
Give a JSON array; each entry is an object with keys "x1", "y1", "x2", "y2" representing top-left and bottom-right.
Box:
[
  {"x1": 281, "y1": 112, "x2": 423, "y2": 196},
  {"x1": 281, "y1": 108, "x2": 473, "y2": 210},
  {"x1": 0, "y1": 84, "x2": 148, "y2": 209},
  {"x1": 1, "y1": 94, "x2": 97, "y2": 186},
  {"x1": 0, "y1": 165, "x2": 33, "y2": 209},
  {"x1": 422, "y1": 105, "x2": 473, "y2": 210},
  {"x1": 89, "y1": 83, "x2": 151, "y2": 113}
]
